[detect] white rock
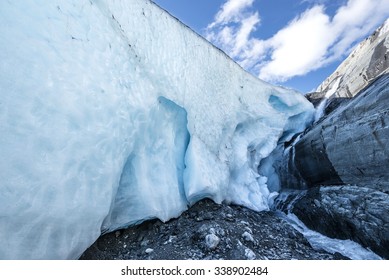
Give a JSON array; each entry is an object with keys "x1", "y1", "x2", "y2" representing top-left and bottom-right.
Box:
[
  {"x1": 205, "y1": 234, "x2": 220, "y2": 250},
  {"x1": 145, "y1": 248, "x2": 154, "y2": 254},
  {"x1": 244, "y1": 227, "x2": 253, "y2": 234},
  {"x1": 242, "y1": 231, "x2": 255, "y2": 243},
  {"x1": 245, "y1": 248, "x2": 256, "y2": 260}
]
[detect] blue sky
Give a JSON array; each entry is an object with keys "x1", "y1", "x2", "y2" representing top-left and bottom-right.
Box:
[{"x1": 152, "y1": 0, "x2": 389, "y2": 93}]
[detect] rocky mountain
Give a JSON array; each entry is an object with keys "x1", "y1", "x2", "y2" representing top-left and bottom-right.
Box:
[
  {"x1": 311, "y1": 18, "x2": 389, "y2": 101},
  {"x1": 273, "y1": 19, "x2": 389, "y2": 259}
]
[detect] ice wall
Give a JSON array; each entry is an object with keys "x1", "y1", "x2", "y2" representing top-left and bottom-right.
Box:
[{"x1": 0, "y1": 0, "x2": 314, "y2": 259}]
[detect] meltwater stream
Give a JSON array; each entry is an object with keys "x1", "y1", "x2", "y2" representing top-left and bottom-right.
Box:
[{"x1": 271, "y1": 190, "x2": 382, "y2": 260}]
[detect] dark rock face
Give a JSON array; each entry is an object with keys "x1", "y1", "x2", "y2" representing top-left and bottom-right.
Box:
[
  {"x1": 285, "y1": 74, "x2": 389, "y2": 192},
  {"x1": 305, "y1": 92, "x2": 324, "y2": 107},
  {"x1": 269, "y1": 73, "x2": 389, "y2": 261},
  {"x1": 321, "y1": 97, "x2": 350, "y2": 116},
  {"x1": 80, "y1": 199, "x2": 344, "y2": 260},
  {"x1": 259, "y1": 145, "x2": 308, "y2": 191},
  {"x1": 306, "y1": 94, "x2": 351, "y2": 116},
  {"x1": 291, "y1": 186, "x2": 389, "y2": 259}
]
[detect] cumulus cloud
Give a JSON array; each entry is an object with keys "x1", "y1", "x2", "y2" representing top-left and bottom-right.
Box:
[
  {"x1": 300, "y1": 0, "x2": 331, "y2": 4},
  {"x1": 205, "y1": 0, "x2": 262, "y2": 59},
  {"x1": 210, "y1": 0, "x2": 255, "y2": 26},
  {"x1": 259, "y1": 6, "x2": 332, "y2": 81},
  {"x1": 205, "y1": 0, "x2": 389, "y2": 83}
]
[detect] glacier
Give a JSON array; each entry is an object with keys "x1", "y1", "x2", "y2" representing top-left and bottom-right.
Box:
[{"x1": 0, "y1": 0, "x2": 314, "y2": 259}]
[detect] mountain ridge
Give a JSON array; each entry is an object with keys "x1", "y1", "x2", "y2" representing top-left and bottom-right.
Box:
[{"x1": 313, "y1": 18, "x2": 389, "y2": 99}]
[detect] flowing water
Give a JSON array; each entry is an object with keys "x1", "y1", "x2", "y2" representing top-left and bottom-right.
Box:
[{"x1": 271, "y1": 190, "x2": 382, "y2": 260}]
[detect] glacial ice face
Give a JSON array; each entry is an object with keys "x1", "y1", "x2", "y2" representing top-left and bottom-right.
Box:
[
  {"x1": 0, "y1": 0, "x2": 314, "y2": 259},
  {"x1": 105, "y1": 97, "x2": 190, "y2": 230}
]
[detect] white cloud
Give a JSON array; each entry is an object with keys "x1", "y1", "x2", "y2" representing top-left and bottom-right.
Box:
[
  {"x1": 232, "y1": 12, "x2": 260, "y2": 55},
  {"x1": 210, "y1": 0, "x2": 255, "y2": 26},
  {"x1": 205, "y1": 0, "x2": 389, "y2": 84},
  {"x1": 300, "y1": 0, "x2": 330, "y2": 4},
  {"x1": 205, "y1": 0, "x2": 259, "y2": 59},
  {"x1": 259, "y1": 6, "x2": 332, "y2": 82},
  {"x1": 323, "y1": 0, "x2": 386, "y2": 63}
]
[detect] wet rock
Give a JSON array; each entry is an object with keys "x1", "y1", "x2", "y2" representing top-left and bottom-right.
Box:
[
  {"x1": 268, "y1": 22, "x2": 389, "y2": 261},
  {"x1": 280, "y1": 74, "x2": 389, "y2": 193},
  {"x1": 291, "y1": 186, "x2": 389, "y2": 259},
  {"x1": 283, "y1": 22, "x2": 389, "y2": 193}
]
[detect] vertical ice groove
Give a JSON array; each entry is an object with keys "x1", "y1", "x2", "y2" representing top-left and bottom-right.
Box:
[
  {"x1": 0, "y1": 0, "x2": 314, "y2": 259},
  {"x1": 104, "y1": 96, "x2": 190, "y2": 231}
]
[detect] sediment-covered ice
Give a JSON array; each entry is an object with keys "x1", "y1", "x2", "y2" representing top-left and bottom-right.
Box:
[{"x1": 0, "y1": 0, "x2": 314, "y2": 259}]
